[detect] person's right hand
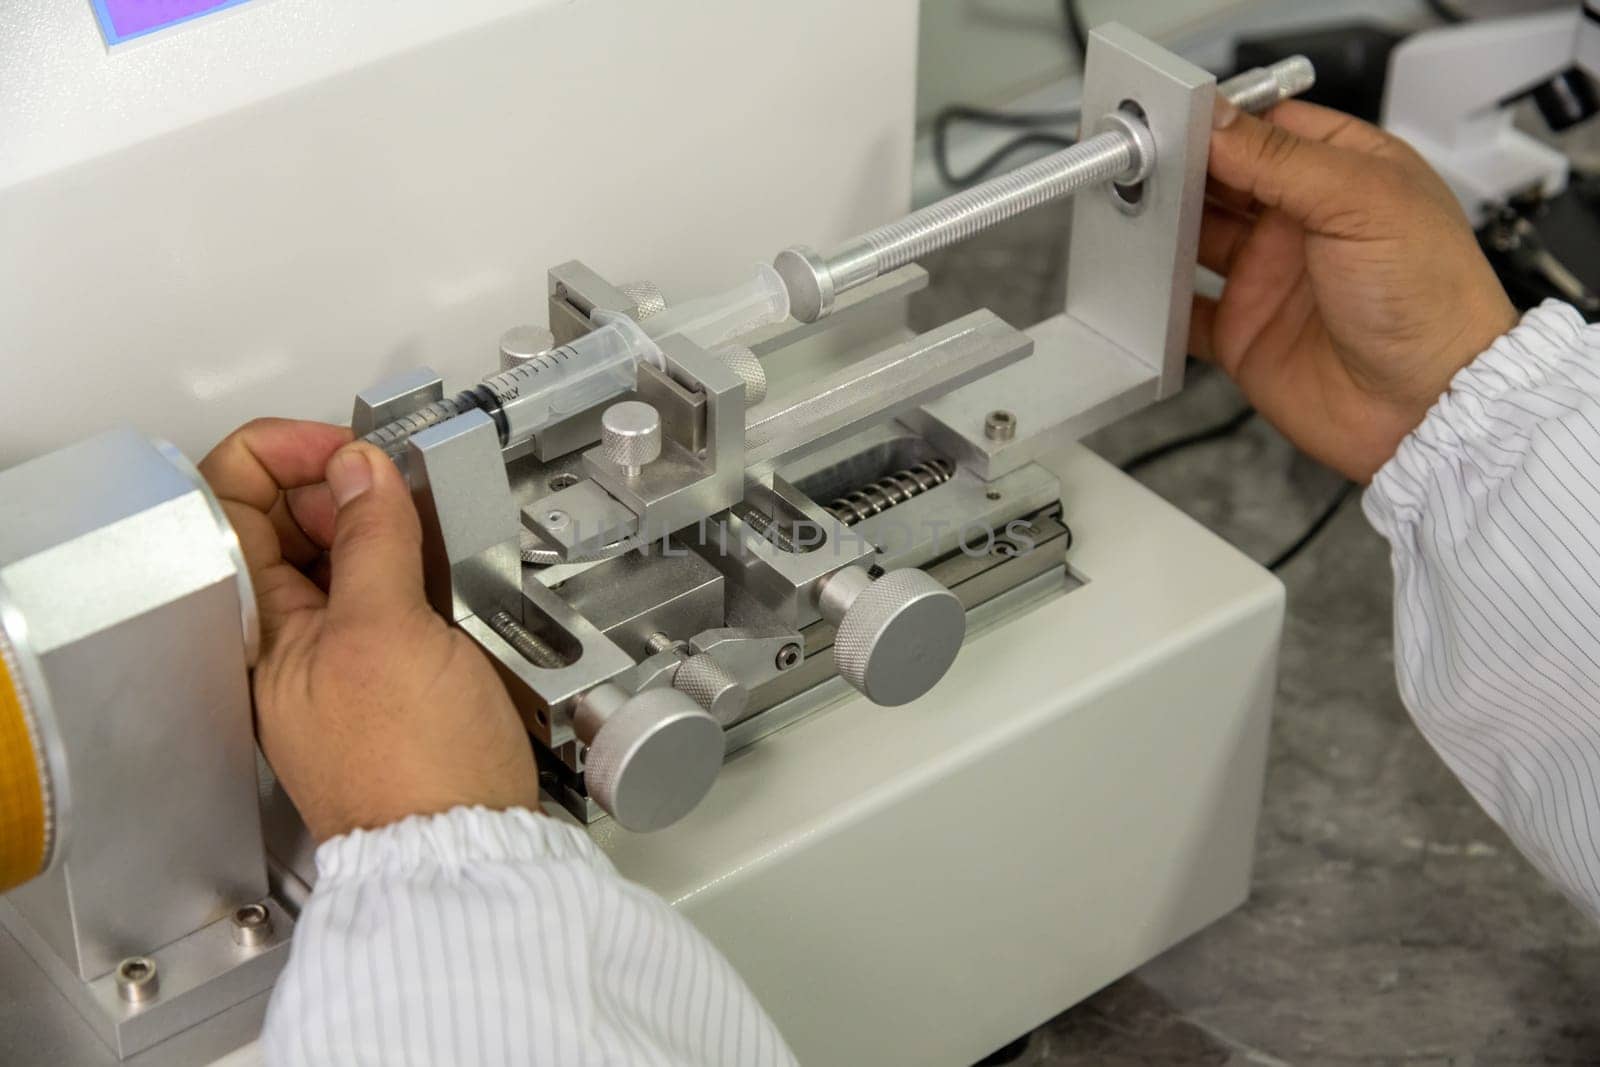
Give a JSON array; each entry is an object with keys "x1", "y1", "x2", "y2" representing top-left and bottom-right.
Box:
[{"x1": 1192, "y1": 98, "x2": 1520, "y2": 483}]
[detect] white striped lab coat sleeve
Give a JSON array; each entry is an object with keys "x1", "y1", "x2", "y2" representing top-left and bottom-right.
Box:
[
  {"x1": 260, "y1": 805, "x2": 797, "y2": 1066},
  {"x1": 1365, "y1": 299, "x2": 1600, "y2": 921}
]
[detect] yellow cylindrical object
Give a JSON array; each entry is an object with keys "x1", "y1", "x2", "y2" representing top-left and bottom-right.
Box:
[{"x1": 0, "y1": 631, "x2": 48, "y2": 892}]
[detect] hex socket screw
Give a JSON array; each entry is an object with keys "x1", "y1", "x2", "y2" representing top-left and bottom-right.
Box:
[
  {"x1": 984, "y1": 410, "x2": 1017, "y2": 442},
  {"x1": 115, "y1": 956, "x2": 160, "y2": 1003},
  {"x1": 231, "y1": 902, "x2": 274, "y2": 948}
]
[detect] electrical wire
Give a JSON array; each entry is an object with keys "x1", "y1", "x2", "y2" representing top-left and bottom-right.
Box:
[
  {"x1": 1116, "y1": 407, "x2": 1354, "y2": 571},
  {"x1": 932, "y1": 109, "x2": 1078, "y2": 187},
  {"x1": 928, "y1": 0, "x2": 1089, "y2": 189},
  {"x1": 1119, "y1": 407, "x2": 1255, "y2": 474},
  {"x1": 1061, "y1": 0, "x2": 1089, "y2": 59},
  {"x1": 1423, "y1": 0, "x2": 1465, "y2": 23},
  {"x1": 1266, "y1": 482, "x2": 1355, "y2": 572}
]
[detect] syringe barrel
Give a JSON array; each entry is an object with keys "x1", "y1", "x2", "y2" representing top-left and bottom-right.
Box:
[
  {"x1": 639, "y1": 264, "x2": 790, "y2": 349},
  {"x1": 362, "y1": 265, "x2": 791, "y2": 459},
  {"x1": 484, "y1": 324, "x2": 640, "y2": 446}
]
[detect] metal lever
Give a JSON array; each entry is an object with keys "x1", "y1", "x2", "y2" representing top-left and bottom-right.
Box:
[{"x1": 774, "y1": 56, "x2": 1315, "y2": 322}]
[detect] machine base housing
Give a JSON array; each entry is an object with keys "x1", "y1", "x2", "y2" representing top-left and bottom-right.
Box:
[{"x1": 0, "y1": 443, "x2": 1280, "y2": 1065}]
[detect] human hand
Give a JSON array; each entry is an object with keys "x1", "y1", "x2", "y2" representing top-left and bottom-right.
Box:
[
  {"x1": 199, "y1": 420, "x2": 540, "y2": 842},
  {"x1": 1193, "y1": 99, "x2": 1519, "y2": 482}
]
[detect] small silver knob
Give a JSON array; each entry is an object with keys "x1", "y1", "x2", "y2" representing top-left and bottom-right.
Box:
[
  {"x1": 673, "y1": 653, "x2": 748, "y2": 726},
  {"x1": 600, "y1": 401, "x2": 662, "y2": 479},
  {"x1": 498, "y1": 324, "x2": 556, "y2": 371},
  {"x1": 817, "y1": 566, "x2": 965, "y2": 706},
  {"x1": 711, "y1": 343, "x2": 768, "y2": 406},
  {"x1": 618, "y1": 280, "x2": 667, "y2": 320},
  {"x1": 575, "y1": 683, "x2": 724, "y2": 832}
]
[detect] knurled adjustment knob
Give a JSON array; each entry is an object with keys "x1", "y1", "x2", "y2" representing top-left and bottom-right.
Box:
[
  {"x1": 617, "y1": 280, "x2": 667, "y2": 320},
  {"x1": 600, "y1": 401, "x2": 661, "y2": 479},
  {"x1": 497, "y1": 324, "x2": 556, "y2": 371},
  {"x1": 575, "y1": 683, "x2": 724, "y2": 832},
  {"x1": 817, "y1": 566, "x2": 965, "y2": 706},
  {"x1": 672, "y1": 653, "x2": 748, "y2": 726},
  {"x1": 711, "y1": 343, "x2": 769, "y2": 406}
]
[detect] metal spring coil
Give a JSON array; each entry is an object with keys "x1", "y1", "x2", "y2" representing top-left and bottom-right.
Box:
[{"x1": 826, "y1": 458, "x2": 955, "y2": 526}]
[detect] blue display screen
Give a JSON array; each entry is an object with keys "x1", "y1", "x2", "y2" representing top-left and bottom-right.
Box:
[{"x1": 92, "y1": 0, "x2": 256, "y2": 46}]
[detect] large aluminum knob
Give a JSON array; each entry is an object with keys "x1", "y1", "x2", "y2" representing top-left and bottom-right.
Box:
[
  {"x1": 600, "y1": 401, "x2": 662, "y2": 478},
  {"x1": 576, "y1": 683, "x2": 724, "y2": 832},
  {"x1": 673, "y1": 653, "x2": 748, "y2": 726},
  {"x1": 618, "y1": 280, "x2": 666, "y2": 320},
  {"x1": 711, "y1": 344, "x2": 768, "y2": 405},
  {"x1": 817, "y1": 566, "x2": 965, "y2": 706}
]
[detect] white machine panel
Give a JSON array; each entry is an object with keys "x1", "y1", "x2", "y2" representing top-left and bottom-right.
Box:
[{"x1": 0, "y1": 0, "x2": 919, "y2": 463}]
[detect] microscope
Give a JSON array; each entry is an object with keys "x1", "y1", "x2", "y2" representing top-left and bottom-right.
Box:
[{"x1": 1385, "y1": 0, "x2": 1600, "y2": 312}]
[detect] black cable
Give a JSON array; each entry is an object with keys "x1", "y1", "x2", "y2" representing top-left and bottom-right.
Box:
[
  {"x1": 1267, "y1": 482, "x2": 1355, "y2": 572},
  {"x1": 1115, "y1": 406, "x2": 1353, "y2": 571},
  {"x1": 927, "y1": 0, "x2": 1088, "y2": 189},
  {"x1": 1423, "y1": 0, "x2": 1465, "y2": 23},
  {"x1": 932, "y1": 117, "x2": 1077, "y2": 187},
  {"x1": 1061, "y1": 0, "x2": 1089, "y2": 59},
  {"x1": 1119, "y1": 407, "x2": 1255, "y2": 474}
]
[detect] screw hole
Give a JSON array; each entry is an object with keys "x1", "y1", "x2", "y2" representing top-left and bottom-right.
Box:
[
  {"x1": 548, "y1": 473, "x2": 579, "y2": 492},
  {"x1": 986, "y1": 490, "x2": 1002, "y2": 501},
  {"x1": 234, "y1": 903, "x2": 268, "y2": 928},
  {"x1": 536, "y1": 708, "x2": 549, "y2": 728}
]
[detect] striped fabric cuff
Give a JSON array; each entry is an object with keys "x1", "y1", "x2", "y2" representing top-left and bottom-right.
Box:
[
  {"x1": 1366, "y1": 299, "x2": 1591, "y2": 530},
  {"x1": 313, "y1": 805, "x2": 612, "y2": 884}
]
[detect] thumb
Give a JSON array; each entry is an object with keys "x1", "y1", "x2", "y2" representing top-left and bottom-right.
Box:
[
  {"x1": 323, "y1": 443, "x2": 428, "y2": 622},
  {"x1": 1208, "y1": 103, "x2": 1385, "y2": 234}
]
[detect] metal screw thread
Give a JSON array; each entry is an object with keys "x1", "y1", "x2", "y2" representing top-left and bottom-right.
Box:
[
  {"x1": 735, "y1": 506, "x2": 801, "y2": 553},
  {"x1": 645, "y1": 632, "x2": 680, "y2": 656},
  {"x1": 1218, "y1": 57, "x2": 1314, "y2": 115},
  {"x1": 488, "y1": 611, "x2": 567, "y2": 670},
  {"x1": 827, "y1": 458, "x2": 956, "y2": 527},
  {"x1": 842, "y1": 134, "x2": 1135, "y2": 277}
]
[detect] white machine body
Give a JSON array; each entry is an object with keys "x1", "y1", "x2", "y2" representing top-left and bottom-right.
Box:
[
  {"x1": 0, "y1": 5, "x2": 1285, "y2": 1065},
  {"x1": 0, "y1": 0, "x2": 918, "y2": 465}
]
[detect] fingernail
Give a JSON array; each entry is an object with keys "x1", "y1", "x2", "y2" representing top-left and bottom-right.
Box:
[
  {"x1": 326, "y1": 448, "x2": 373, "y2": 508},
  {"x1": 1213, "y1": 96, "x2": 1240, "y2": 130}
]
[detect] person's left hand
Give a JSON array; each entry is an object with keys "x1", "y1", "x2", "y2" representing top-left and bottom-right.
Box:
[{"x1": 199, "y1": 419, "x2": 541, "y2": 843}]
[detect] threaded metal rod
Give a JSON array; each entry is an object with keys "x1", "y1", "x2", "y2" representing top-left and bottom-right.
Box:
[
  {"x1": 488, "y1": 610, "x2": 567, "y2": 670},
  {"x1": 774, "y1": 56, "x2": 1314, "y2": 323}
]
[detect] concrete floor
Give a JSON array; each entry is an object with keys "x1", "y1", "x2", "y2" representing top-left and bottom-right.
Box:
[{"x1": 911, "y1": 205, "x2": 1600, "y2": 1066}]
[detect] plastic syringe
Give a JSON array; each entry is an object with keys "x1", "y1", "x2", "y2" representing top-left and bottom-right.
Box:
[{"x1": 364, "y1": 264, "x2": 788, "y2": 458}]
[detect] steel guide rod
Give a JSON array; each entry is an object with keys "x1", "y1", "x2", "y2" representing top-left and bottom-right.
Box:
[{"x1": 773, "y1": 56, "x2": 1315, "y2": 323}]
